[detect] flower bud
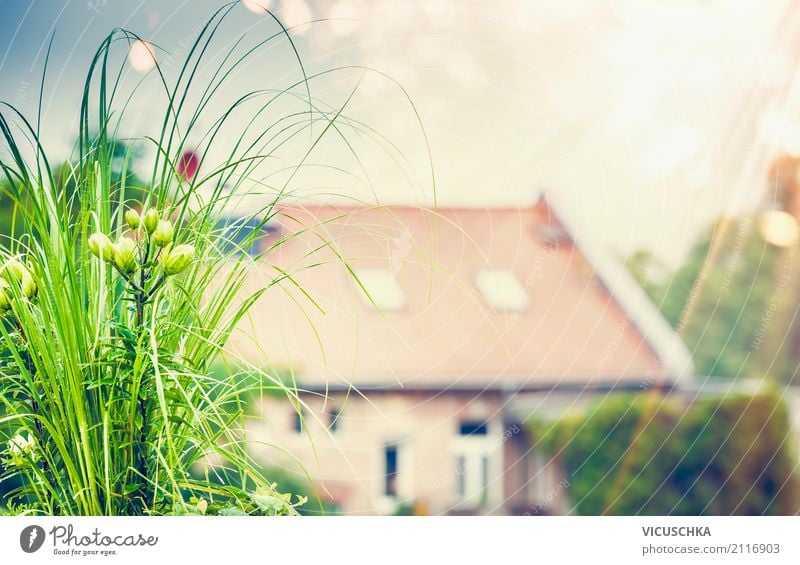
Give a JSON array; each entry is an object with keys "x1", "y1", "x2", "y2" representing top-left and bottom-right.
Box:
[
  {"x1": 2, "y1": 259, "x2": 27, "y2": 283},
  {"x1": 1, "y1": 259, "x2": 36, "y2": 299},
  {"x1": 88, "y1": 232, "x2": 115, "y2": 262},
  {"x1": 125, "y1": 208, "x2": 141, "y2": 230},
  {"x1": 113, "y1": 237, "x2": 138, "y2": 274},
  {"x1": 0, "y1": 259, "x2": 36, "y2": 300},
  {"x1": 162, "y1": 244, "x2": 195, "y2": 275},
  {"x1": 0, "y1": 284, "x2": 11, "y2": 311},
  {"x1": 151, "y1": 220, "x2": 174, "y2": 247},
  {"x1": 21, "y1": 272, "x2": 37, "y2": 299},
  {"x1": 143, "y1": 208, "x2": 159, "y2": 234}
]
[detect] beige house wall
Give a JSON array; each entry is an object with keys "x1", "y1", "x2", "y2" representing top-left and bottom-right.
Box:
[{"x1": 248, "y1": 391, "x2": 527, "y2": 515}]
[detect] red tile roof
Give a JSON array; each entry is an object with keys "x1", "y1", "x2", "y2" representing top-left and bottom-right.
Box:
[{"x1": 229, "y1": 198, "x2": 691, "y2": 390}]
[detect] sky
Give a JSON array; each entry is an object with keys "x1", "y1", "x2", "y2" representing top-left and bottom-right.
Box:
[{"x1": 1, "y1": 0, "x2": 799, "y2": 266}]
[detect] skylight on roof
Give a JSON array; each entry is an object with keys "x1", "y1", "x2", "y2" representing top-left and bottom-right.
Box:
[
  {"x1": 353, "y1": 268, "x2": 406, "y2": 311},
  {"x1": 476, "y1": 270, "x2": 529, "y2": 312}
]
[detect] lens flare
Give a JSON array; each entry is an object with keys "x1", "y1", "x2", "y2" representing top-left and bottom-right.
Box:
[
  {"x1": 127, "y1": 40, "x2": 156, "y2": 73},
  {"x1": 329, "y1": 1, "x2": 359, "y2": 36},
  {"x1": 757, "y1": 209, "x2": 799, "y2": 247},
  {"x1": 242, "y1": 0, "x2": 271, "y2": 14},
  {"x1": 281, "y1": 0, "x2": 312, "y2": 34}
]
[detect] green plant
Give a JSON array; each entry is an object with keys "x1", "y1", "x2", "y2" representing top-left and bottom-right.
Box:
[
  {"x1": 0, "y1": 0, "x2": 431, "y2": 516},
  {"x1": 0, "y1": 4, "x2": 352, "y2": 516},
  {"x1": 190, "y1": 464, "x2": 337, "y2": 516},
  {"x1": 0, "y1": 159, "x2": 299, "y2": 514},
  {"x1": 626, "y1": 217, "x2": 791, "y2": 381},
  {"x1": 532, "y1": 388, "x2": 799, "y2": 515}
]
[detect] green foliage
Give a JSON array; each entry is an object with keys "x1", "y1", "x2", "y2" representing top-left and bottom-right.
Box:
[
  {"x1": 533, "y1": 388, "x2": 799, "y2": 515},
  {"x1": 627, "y1": 217, "x2": 796, "y2": 380},
  {"x1": 192, "y1": 464, "x2": 336, "y2": 516},
  {"x1": 0, "y1": 5, "x2": 348, "y2": 516},
  {"x1": 0, "y1": 2, "x2": 430, "y2": 516}
]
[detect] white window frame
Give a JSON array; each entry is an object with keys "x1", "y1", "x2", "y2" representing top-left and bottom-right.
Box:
[{"x1": 453, "y1": 420, "x2": 502, "y2": 508}]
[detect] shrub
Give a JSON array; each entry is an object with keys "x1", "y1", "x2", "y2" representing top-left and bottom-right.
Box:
[{"x1": 533, "y1": 387, "x2": 799, "y2": 515}]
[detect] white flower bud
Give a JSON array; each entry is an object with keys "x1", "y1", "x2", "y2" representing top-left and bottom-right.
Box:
[
  {"x1": 0, "y1": 282, "x2": 11, "y2": 311},
  {"x1": 0, "y1": 259, "x2": 36, "y2": 300},
  {"x1": 151, "y1": 220, "x2": 174, "y2": 247},
  {"x1": 88, "y1": 232, "x2": 115, "y2": 262},
  {"x1": 21, "y1": 272, "x2": 37, "y2": 299},
  {"x1": 2, "y1": 259, "x2": 28, "y2": 285},
  {"x1": 113, "y1": 237, "x2": 138, "y2": 274},
  {"x1": 125, "y1": 208, "x2": 141, "y2": 230},
  {"x1": 143, "y1": 208, "x2": 159, "y2": 234},
  {"x1": 162, "y1": 244, "x2": 195, "y2": 275}
]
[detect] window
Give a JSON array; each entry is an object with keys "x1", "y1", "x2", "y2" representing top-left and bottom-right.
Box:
[
  {"x1": 353, "y1": 268, "x2": 406, "y2": 311},
  {"x1": 455, "y1": 420, "x2": 494, "y2": 506},
  {"x1": 457, "y1": 455, "x2": 466, "y2": 498},
  {"x1": 459, "y1": 421, "x2": 488, "y2": 436},
  {"x1": 455, "y1": 452, "x2": 493, "y2": 505},
  {"x1": 481, "y1": 454, "x2": 489, "y2": 492},
  {"x1": 328, "y1": 408, "x2": 341, "y2": 432},
  {"x1": 475, "y1": 269, "x2": 529, "y2": 311},
  {"x1": 384, "y1": 445, "x2": 399, "y2": 497}
]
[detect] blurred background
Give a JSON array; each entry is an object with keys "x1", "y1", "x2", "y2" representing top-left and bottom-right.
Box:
[{"x1": 1, "y1": 0, "x2": 800, "y2": 515}]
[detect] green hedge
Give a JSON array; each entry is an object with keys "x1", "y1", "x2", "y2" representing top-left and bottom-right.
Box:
[{"x1": 532, "y1": 388, "x2": 799, "y2": 515}]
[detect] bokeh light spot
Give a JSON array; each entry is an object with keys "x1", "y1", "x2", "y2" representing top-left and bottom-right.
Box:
[
  {"x1": 329, "y1": 1, "x2": 359, "y2": 37},
  {"x1": 242, "y1": 0, "x2": 271, "y2": 14},
  {"x1": 127, "y1": 40, "x2": 156, "y2": 73},
  {"x1": 281, "y1": 0, "x2": 312, "y2": 35},
  {"x1": 757, "y1": 209, "x2": 799, "y2": 247}
]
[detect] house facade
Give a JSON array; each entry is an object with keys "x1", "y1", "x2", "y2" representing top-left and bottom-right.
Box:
[{"x1": 230, "y1": 196, "x2": 693, "y2": 515}]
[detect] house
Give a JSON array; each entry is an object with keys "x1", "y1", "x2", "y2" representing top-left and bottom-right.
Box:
[{"x1": 228, "y1": 195, "x2": 694, "y2": 515}]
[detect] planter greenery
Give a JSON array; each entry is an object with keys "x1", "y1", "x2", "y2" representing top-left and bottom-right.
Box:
[{"x1": 0, "y1": 3, "x2": 421, "y2": 516}]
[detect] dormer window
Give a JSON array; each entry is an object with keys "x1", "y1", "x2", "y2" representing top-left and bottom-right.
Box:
[
  {"x1": 476, "y1": 269, "x2": 529, "y2": 312},
  {"x1": 353, "y1": 268, "x2": 406, "y2": 311}
]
